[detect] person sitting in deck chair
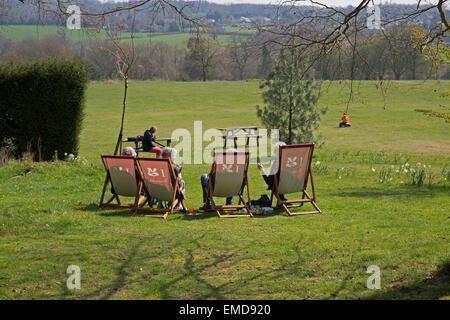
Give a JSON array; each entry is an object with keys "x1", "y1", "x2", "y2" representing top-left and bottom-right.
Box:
[
  {"x1": 202, "y1": 150, "x2": 252, "y2": 217},
  {"x1": 142, "y1": 126, "x2": 162, "y2": 157},
  {"x1": 257, "y1": 141, "x2": 287, "y2": 201},
  {"x1": 122, "y1": 146, "x2": 137, "y2": 157},
  {"x1": 162, "y1": 147, "x2": 185, "y2": 209},
  {"x1": 108, "y1": 147, "x2": 139, "y2": 196},
  {"x1": 339, "y1": 113, "x2": 351, "y2": 127},
  {"x1": 99, "y1": 154, "x2": 140, "y2": 210},
  {"x1": 199, "y1": 149, "x2": 236, "y2": 210}
]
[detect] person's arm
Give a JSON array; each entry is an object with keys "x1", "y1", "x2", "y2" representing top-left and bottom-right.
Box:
[
  {"x1": 258, "y1": 163, "x2": 272, "y2": 188},
  {"x1": 174, "y1": 165, "x2": 182, "y2": 177}
]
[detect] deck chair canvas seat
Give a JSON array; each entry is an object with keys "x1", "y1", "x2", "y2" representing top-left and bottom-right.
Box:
[
  {"x1": 134, "y1": 157, "x2": 186, "y2": 219},
  {"x1": 271, "y1": 143, "x2": 322, "y2": 216},
  {"x1": 206, "y1": 151, "x2": 252, "y2": 218},
  {"x1": 99, "y1": 155, "x2": 142, "y2": 209}
]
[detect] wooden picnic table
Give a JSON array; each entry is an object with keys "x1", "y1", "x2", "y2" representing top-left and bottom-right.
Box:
[
  {"x1": 154, "y1": 137, "x2": 178, "y2": 147},
  {"x1": 216, "y1": 126, "x2": 262, "y2": 148},
  {"x1": 123, "y1": 135, "x2": 178, "y2": 155}
]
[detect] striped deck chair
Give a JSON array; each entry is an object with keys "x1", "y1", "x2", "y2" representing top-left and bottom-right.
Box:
[
  {"x1": 270, "y1": 143, "x2": 322, "y2": 216},
  {"x1": 134, "y1": 157, "x2": 186, "y2": 219},
  {"x1": 206, "y1": 151, "x2": 252, "y2": 218},
  {"x1": 99, "y1": 155, "x2": 141, "y2": 210}
]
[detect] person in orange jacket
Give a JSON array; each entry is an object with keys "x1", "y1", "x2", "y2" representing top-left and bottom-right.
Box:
[{"x1": 339, "y1": 112, "x2": 351, "y2": 127}]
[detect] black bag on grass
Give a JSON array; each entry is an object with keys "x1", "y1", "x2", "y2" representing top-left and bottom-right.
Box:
[{"x1": 250, "y1": 194, "x2": 271, "y2": 207}]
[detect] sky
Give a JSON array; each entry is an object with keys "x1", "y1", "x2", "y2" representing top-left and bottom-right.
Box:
[
  {"x1": 102, "y1": 0, "x2": 443, "y2": 4},
  {"x1": 100, "y1": 0, "x2": 448, "y2": 9},
  {"x1": 201, "y1": 1, "x2": 442, "y2": 6}
]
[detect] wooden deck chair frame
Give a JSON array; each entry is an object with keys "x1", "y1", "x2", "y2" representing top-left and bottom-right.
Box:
[
  {"x1": 205, "y1": 151, "x2": 252, "y2": 218},
  {"x1": 134, "y1": 157, "x2": 186, "y2": 219},
  {"x1": 270, "y1": 143, "x2": 322, "y2": 216},
  {"x1": 99, "y1": 155, "x2": 144, "y2": 210}
]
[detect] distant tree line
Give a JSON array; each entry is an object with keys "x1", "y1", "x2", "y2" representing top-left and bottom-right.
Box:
[
  {"x1": 0, "y1": 25, "x2": 447, "y2": 81},
  {"x1": 1, "y1": 0, "x2": 447, "y2": 34}
]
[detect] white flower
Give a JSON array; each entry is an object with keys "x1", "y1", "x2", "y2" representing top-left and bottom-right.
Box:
[
  {"x1": 404, "y1": 169, "x2": 408, "y2": 173},
  {"x1": 396, "y1": 170, "x2": 399, "y2": 173},
  {"x1": 372, "y1": 168, "x2": 376, "y2": 172},
  {"x1": 405, "y1": 163, "x2": 409, "y2": 167},
  {"x1": 315, "y1": 161, "x2": 320, "y2": 165}
]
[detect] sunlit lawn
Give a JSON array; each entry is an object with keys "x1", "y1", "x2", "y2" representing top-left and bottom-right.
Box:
[{"x1": 0, "y1": 80, "x2": 449, "y2": 299}]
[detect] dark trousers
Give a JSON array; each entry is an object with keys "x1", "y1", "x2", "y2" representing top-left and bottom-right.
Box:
[
  {"x1": 262, "y1": 174, "x2": 286, "y2": 201},
  {"x1": 201, "y1": 174, "x2": 233, "y2": 205}
]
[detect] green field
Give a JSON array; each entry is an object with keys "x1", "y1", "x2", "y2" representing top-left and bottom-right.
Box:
[
  {"x1": 0, "y1": 25, "x2": 248, "y2": 46},
  {"x1": 0, "y1": 80, "x2": 449, "y2": 299}
]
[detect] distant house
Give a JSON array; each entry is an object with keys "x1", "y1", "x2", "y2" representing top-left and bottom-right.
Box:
[
  {"x1": 239, "y1": 16, "x2": 253, "y2": 27},
  {"x1": 200, "y1": 18, "x2": 216, "y2": 26}
]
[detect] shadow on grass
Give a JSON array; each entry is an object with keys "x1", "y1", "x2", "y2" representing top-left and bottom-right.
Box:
[
  {"x1": 366, "y1": 260, "x2": 450, "y2": 300},
  {"x1": 364, "y1": 260, "x2": 450, "y2": 300},
  {"x1": 331, "y1": 184, "x2": 449, "y2": 199},
  {"x1": 98, "y1": 239, "x2": 147, "y2": 300},
  {"x1": 150, "y1": 234, "x2": 317, "y2": 299},
  {"x1": 98, "y1": 210, "x2": 135, "y2": 217},
  {"x1": 327, "y1": 233, "x2": 365, "y2": 299},
  {"x1": 78, "y1": 203, "x2": 100, "y2": 212},
  {"x1": 77, "y1": 202, "x2": 135, "y2": 217},
  {"x1": 64, "y1": 238, "x2": 157, "y2": 299},
  {"x1": 155, "y1": 233, "x2": 231, "y2": 299}
]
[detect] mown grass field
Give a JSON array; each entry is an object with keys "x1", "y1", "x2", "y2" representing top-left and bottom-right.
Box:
[
  {"x1": 0, "y1": 25, "x2": 248, "y2": 46},
  {"x1": 0, "y1": 80, "x2": 449, "y2": 300}
]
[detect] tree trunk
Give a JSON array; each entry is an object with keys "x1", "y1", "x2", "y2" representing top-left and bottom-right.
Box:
[
  {"x1": 114, "y1": 76, "x2": 128, "y2": 155},
  {"x1": 288, "y1": 106, "x2": 292, "y2": 144},
  {"x1": 202, "y1": 62, "x2": 207, "y2": 82}
]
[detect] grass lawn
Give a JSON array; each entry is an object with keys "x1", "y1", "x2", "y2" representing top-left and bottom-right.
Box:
[
  {"x1": 0, "y1": 25, "x2": 248, "y2": 47},
  {"x1": 0, "y1": 80, "x2": 449, "y2": 299}
]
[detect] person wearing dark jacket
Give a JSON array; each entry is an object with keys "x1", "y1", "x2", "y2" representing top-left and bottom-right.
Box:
[{"x1": 142, "y1": 126, "x2": 162, "y2": 158}]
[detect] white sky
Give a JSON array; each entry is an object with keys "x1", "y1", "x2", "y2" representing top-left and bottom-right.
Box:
[
  {"x1": 202, "y1": 1, "x2": 441, "y2": 6},
  {"x1": 102, "y1": 0, "x2": 443, "y2": 5},
  {"x1": 101, "y1": 0, "x2": 448, "y2": 9}
]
